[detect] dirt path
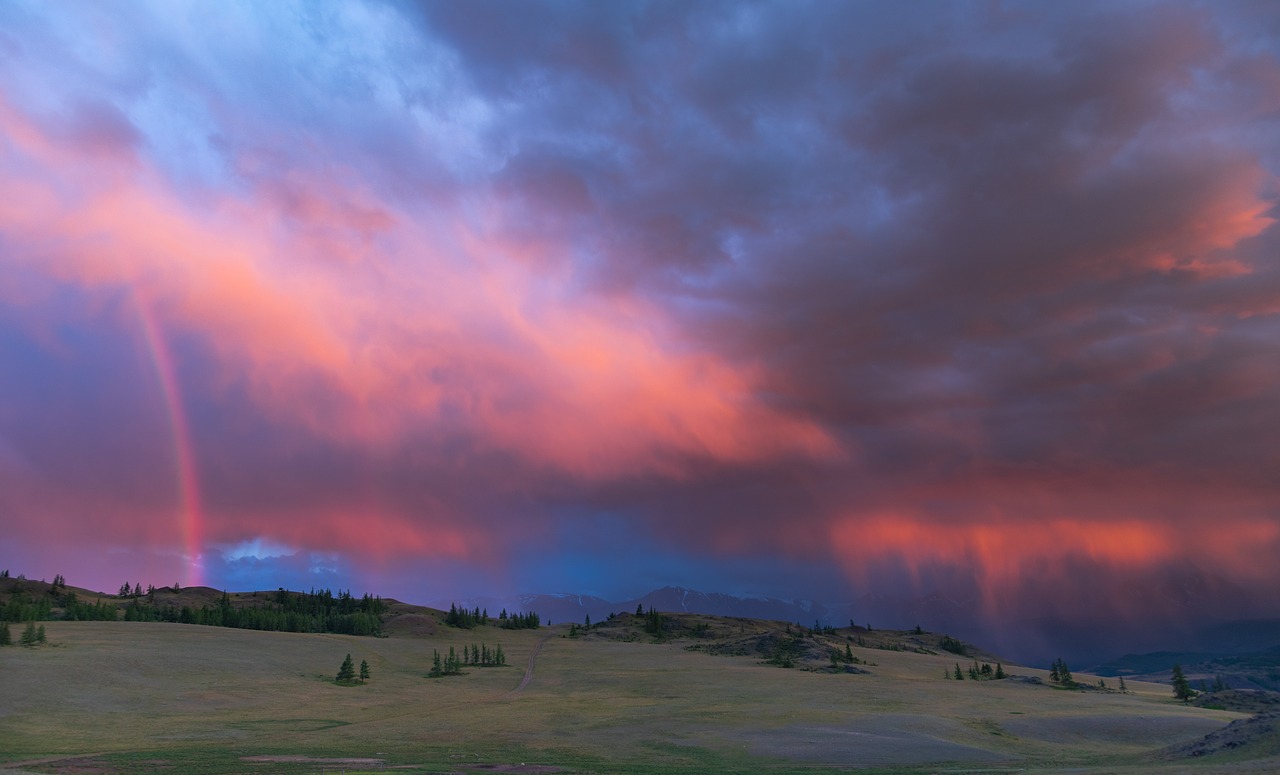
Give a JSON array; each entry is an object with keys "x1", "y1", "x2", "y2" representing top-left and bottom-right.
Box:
[
  {"x1": 506, "y1": 633, "x2": 552, "y2": 697},
  {"x1": 0, "y1": 753, "x2": 114, "y2": 773}
]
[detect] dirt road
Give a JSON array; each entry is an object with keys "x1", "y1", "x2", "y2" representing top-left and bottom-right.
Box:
[{"x1": 507, "y1": 633, "x2": 552, "y2": 697}]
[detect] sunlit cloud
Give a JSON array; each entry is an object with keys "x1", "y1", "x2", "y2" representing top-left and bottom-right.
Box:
[{"x1": 1, "y1": 0, "x2": 1278, "y2": 662}]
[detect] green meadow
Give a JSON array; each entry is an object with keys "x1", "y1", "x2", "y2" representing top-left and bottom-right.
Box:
[{"x1": 1, "y1": 617, "x2": 1276, "y2": 774}]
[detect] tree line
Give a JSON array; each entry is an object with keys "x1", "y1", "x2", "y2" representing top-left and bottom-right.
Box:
[
  {"x1": 121, "y1": 589, "x2": 386, "y2": 636},
  {"x1": 2, "y1": 575, "x2": 373, "y2": 636},
  {"x1": 2, "y1": 589, "x2": 117, "y2": 623},
  {"x1": 946, "y1": 660, "x2": 1006, "y2": 680},
  {"x1": 429, "y1": 642, "x2": 507, "y2": 676}
]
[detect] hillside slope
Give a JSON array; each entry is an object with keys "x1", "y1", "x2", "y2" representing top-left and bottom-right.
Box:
[{"x1": 2, "y1": 615, "x2": 1271, "y2": 774}]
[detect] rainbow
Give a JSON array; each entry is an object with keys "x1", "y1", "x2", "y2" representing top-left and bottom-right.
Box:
[{"x1": 134, "y1": 292, "x2": 204, "y2": 587}]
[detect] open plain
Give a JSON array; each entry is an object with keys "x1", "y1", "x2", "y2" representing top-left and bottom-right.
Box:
[{"x1": 2, "y1": 614, "x2": 1278, "y2": 774}]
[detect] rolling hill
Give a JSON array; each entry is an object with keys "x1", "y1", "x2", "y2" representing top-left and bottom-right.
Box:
[{"x1": 3, "y1": 574, "x2": 1280, "y2": 773}]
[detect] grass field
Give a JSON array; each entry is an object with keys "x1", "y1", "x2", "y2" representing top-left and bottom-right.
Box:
[{"x1": 1, "y1": 618, "x2": 1276, "y2": 774}]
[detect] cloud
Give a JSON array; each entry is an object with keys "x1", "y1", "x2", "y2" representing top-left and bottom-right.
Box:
[
  {"x1": 220, "y1": 538, "x2": 297, "y2": 562},
  {"x1": 1, "y1": 1, "x2": 1278, "y2": 660}
]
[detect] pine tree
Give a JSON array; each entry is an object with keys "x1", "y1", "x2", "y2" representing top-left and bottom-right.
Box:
[
  {"x1": 954, "y1": 663, "x2": 964, "y2": 680},
  {"x1": 1118, "y1": 675, "x2": 1128, "y2": 693},
  {"x1": 336, "y1": 653, "x2": 356, "y2": 683},
  {"x1": 431, "y1": 649, "x2": 443, "y2": 677},
  {"x1": 36, "y1": 625, "x2": 45, "y2": 644},
  {"x1": 359, "y1": 659, "x2": 370, "y2": 682},
  {"x1": 20, "y1": 621, "x2": 37, "y2": 647},
  {"x1": 0, "y1": 622, "x2": 10, "y2": 646},
  {"x1": 1171, "y1": 664, "x2": 1194, "y2": 702},
  {"x1": 995, "y1": 663, "x2": 1006, "y2": 679},
  {"x1": 844, "y1": 644, "x2": 853, "y2": 662}
]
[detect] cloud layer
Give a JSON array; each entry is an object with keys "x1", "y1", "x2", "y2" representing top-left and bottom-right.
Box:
[{"x1": 2, "y1": 0, "x2": 1278, "y2": 662}]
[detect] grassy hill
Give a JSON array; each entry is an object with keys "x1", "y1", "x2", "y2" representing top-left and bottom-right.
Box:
[
  {"x1": 3, "y1": 596, "x2": 1279, "y2": 773},
  {"x1": 2, "y1": 575, "x2": 1278, "y2": 772}
]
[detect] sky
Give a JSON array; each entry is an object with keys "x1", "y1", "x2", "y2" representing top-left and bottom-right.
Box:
[{"x1": 1, "y1": 1, "x2": 1279, "y2": 664}]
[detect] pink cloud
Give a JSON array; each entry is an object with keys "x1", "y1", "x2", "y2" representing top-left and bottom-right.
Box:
[{"x1": 0, "y1": 93, "x2": 842, "y2": 494}]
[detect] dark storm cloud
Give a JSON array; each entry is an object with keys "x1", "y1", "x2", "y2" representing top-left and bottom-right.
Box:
[{"x1": 2, "y1": 1, "x2": 1279, "y2": 658}]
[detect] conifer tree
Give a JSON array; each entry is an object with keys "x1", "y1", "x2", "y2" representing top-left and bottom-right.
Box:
[
  {"x1": 844, "y1": 644, "x2": 853, "y2": 662},
  {"x1": 1118, "y1": 675, "x2": 1128, "y2": 693},
  {"x1": 36, "y1": 625, "x2": 45, "y2": 644},
  {"x1": 954, "y1": 663, "x2": 964, "y2": 680},
  {"x1": 431, "y1": 649, "x2": 443, "y2": 677},
  {"x1": 359, "y1": 659, "x2": 370, "y2": 682},
  {"x1": 0, "y1": 622, "x2": 10, "y2": 646},
  {"x1": 20, "y1": 621, "x2": 37, "y2": 647},
  {"x1": 1171, "y1": 664, "x2": 1194, "y2": 702},
  {"x1": 337, "y1": 653, "x2": 356, "y2": 683},
  {"x1": 995, "y1": 663, "x2": 1006, "y2": 679}
]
